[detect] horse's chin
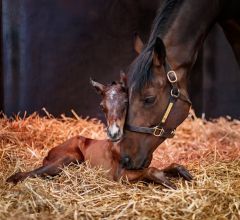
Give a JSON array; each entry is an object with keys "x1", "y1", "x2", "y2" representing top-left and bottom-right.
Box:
[
  {"x1": 107, "y1": 130, "x2": 124, "y2": 142},
  {"x1": 108, "y1": 134, "x2": 123, "y2": 143},
  {"x1": 110, "y1": 137, "x2": 121, "y2": 143}
]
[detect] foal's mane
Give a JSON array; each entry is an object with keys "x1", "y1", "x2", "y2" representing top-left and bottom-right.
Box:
[{"x1": 129, "y1": 0, "x2": 181, "y2": 91}]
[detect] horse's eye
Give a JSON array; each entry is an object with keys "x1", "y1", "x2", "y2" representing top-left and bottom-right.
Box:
[{"x1": 143, "y1": 96, "x2": 156, "y2": 105}]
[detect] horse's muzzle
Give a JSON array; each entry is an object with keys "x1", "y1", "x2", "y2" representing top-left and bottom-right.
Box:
[
  {"x1": 121, "y1": 155, "x2": 151, "y2": 170},
  {"x1": 120, "y1": 156, "x2": 132, "y2": 169}
]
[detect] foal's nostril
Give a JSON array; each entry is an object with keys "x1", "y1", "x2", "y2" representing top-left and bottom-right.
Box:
[
  {"x1": 107, "y1": 129, "x2": 111, "y2": 138},
  {"x1": 121, "y1": 156, "x2": 132, "y2": 169},
  {"x1": 107, "y1": 129, "x2": 120, "y2": 138},
  {"x1": 107, "y1": 124, "x2": 121, "y2": 141}
]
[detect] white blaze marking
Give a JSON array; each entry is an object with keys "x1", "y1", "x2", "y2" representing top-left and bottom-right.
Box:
[
  {"x1": 110, "y1": 90, "x2": 117, "y2": 99},
  {"x1": 109, "y1": 123, "x2": 119, "y2": 136}
]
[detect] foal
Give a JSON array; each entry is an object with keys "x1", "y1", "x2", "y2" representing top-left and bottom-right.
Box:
[
  {"x1": 90, "y1": 71, "x2": 128, "y2": 142},
  {"x1": 7, "y1": 73, "x2": 192, "y2": 189}
]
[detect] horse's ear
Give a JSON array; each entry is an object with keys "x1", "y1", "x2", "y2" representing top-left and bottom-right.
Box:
[
  {"x1": 90, "y1": 78, "x2": 106, "y2": 95},
  {"x1": 133, "y1": 33, "x2": 144, "y2": 54},
  {"x1": 153, "y1": 37, "x2": 166, "y2": 67},
  {"x1": 119, "y1": 70, "x2": 127, "y2": 87}
]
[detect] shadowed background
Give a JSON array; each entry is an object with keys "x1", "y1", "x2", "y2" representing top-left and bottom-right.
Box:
[{"x1": 1, "y1": 0, "x2": 240, "y2": 121}]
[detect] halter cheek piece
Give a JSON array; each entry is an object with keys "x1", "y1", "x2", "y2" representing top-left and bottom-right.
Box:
[{"x1": 125, "y1": 63, "x2": 192, "y2": 138}]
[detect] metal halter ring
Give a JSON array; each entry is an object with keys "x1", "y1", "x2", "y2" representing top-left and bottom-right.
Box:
[
  {"x1": 171, "y1": 88, "x2": 180, "y2": 98},
  {"x1": 167, "y1": 71, "x2": 178, "y2": 83},
  {"x1": 153, "y1": 127, "x2": 165, "y2": 137}
]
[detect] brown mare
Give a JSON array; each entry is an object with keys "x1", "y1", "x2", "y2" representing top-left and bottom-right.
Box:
[
  {"x1": 119, "y1": 0, "x2": 240, "y2": 170},
  {"x1": 7, "y1": 73, "x2": 192, "y2": 189}
]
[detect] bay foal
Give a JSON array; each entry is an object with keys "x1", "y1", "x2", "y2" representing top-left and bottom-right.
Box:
[
  {"x1": 90, "y1": 71, "x2": 128, "y2": 142},
  {"x1": 7, "y1": 73, "x2": 192, "y2": 189}
]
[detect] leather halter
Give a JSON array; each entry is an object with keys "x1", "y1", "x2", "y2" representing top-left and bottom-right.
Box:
[{"x1": 125, "y1": 62, "x2": 192, "y2": 138}]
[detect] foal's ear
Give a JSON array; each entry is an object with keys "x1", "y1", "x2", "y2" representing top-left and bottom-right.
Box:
[
  {"x1": 133, "y1": 33, "x2": 144, "y2": 54},
  {"x1": 153, "y1": 37, "x2": 166, "y2": 67},
  {"x1": 90, "y1": 78, "x2": 106, "y2": 95},
  {"x1": 119, "y1": 70, "x2": 127, "y2": 87}
]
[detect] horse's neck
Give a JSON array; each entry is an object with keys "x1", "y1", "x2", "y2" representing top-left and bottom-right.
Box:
[{"x1": 162, "y1": 0, "x2": 222, "y2": 83}]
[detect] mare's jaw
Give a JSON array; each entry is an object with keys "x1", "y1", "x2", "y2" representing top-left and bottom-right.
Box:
[
  {"x1": 120, "y1": 155, "x2": 152, "y2": 170},
  {"x1": 119, "y1": 131, "x2": 165, "y2": 169}
]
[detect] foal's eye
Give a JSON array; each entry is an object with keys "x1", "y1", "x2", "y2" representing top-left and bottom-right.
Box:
[{"x1": 143, "y1": 96, "x2": 156, "y2": 105}]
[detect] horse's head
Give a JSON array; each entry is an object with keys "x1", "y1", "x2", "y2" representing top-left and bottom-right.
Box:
[
  {"x1": 90, "y1": 72, "x2": 128, "y2": 142},
  {"x1": 120, "y1": 35, "x2": 191, "y2": 169}
]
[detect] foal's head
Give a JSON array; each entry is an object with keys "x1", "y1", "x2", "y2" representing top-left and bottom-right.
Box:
[{"x1": 90, "y1": 72, "x2": 128, "y2": 142}]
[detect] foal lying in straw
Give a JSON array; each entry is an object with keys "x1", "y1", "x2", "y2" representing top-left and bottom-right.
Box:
[{"x1": 7, "y1": 73, "x2": 192, "y2": 189}]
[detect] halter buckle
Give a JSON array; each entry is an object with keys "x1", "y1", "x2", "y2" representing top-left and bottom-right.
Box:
[
  {"x1": 167, "y1": 71, "x2": 178, "y2": 83},
  {"x1": 171, "y1": 129, "x2": 176, "y2": 135},
  {"x1": 153, "y1": 127, "x2": 164, "y2": 137},
  {"x1": 171, "y1": 88, "x2": 180, "y2": 98}
]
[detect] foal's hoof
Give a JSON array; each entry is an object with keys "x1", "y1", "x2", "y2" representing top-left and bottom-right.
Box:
[
  {"x1": 6, "y1": 172, "x2": 27, "y2": 184},
  {"x1": 163, "y1": 163, "x2": 193, "y2": 181},
  {"x1": 172, "y1": 164, "x2": 193, "y2": 181},
  {"x1": 174, "y1": 164, "x2": 193, "y2": 181}
]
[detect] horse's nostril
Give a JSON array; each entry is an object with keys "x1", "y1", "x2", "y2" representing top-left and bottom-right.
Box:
[{"x1": 121, "y1": 156, "x2": 132, "y2": 168}]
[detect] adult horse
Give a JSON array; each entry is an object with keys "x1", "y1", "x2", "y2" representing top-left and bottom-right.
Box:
[{"x1": 119, "y1": 0, "x2": 240, "y2": 169}]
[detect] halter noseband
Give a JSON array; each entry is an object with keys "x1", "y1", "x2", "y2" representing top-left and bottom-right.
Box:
[{"x1": 125, "y1": 62, "x2": 192, "y2": 139}]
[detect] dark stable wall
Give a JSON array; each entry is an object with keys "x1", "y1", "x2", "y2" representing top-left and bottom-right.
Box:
[
  {"x1": 1, "y1": 0, "x2": 240, "y2": 121},
  {"x1": 1, "y1": 0, "x2": 160, "y2": 121}
]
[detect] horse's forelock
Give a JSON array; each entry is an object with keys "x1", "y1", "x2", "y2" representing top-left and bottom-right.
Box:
[{"x1": 129, "y1": 50, "x2": 154, "y2": 92}]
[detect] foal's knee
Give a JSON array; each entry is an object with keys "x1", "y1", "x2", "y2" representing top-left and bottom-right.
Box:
[{"x1": 146, "y1": 167, "x2": 160, "y2": 177}]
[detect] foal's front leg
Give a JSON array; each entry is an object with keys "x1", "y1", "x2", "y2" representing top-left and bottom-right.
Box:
[
  {"x1": 123, "y1": 168, "x2": 176, "y2": 189},
  {"x1": 161, "y1": 163, "x2": 193, "y2": 181},
  {"x1": 123, "y1": 165, "x2": 193, "y2": 189}
]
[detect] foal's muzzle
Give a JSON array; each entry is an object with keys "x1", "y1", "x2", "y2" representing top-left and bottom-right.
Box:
[{"x1": 107, "y1": 123, "x2": 122, "y2": 142}]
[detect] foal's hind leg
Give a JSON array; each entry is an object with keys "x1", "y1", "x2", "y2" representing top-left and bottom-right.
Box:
[
  {"x1": 6, "y1": 157, "x2": 79, "y2": 184},
  {"x1": 7, "y1": 136, "x2": 85, "y2": 184}
]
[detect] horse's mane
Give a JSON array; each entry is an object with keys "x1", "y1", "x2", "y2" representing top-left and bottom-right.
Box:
[
  {"x1": 129, "y1": 0, "x2": 181, "y2": 91},
  {"x1": 147, "y1": 0, "x2": 180, "y2": 47}
]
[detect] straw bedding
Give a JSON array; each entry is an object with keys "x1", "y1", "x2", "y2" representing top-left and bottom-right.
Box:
[{"x1": 0, "y1": 110, "x2": 239, "y2": 220}]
